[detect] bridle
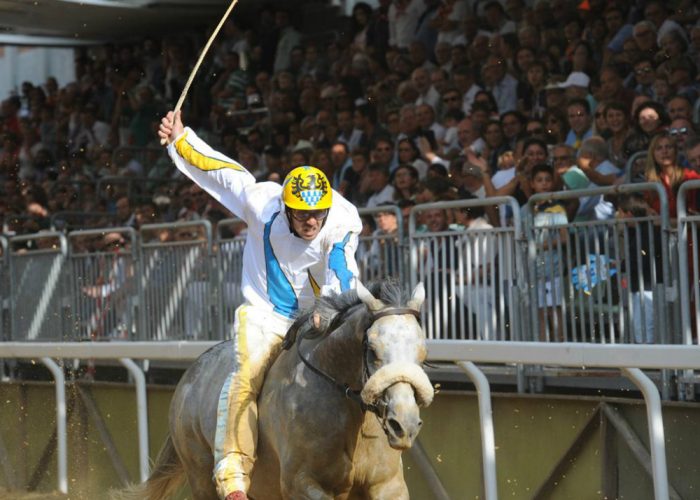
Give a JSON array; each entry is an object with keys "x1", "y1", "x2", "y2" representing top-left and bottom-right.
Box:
[{"x1": 294, "y1": 307, "x2": 422, "y2": 418}]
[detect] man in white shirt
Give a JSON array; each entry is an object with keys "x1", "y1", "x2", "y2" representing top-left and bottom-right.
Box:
[
  {"x1": 388, "y1": 0, "x2": 423, "y2": 49},
  {"x1": 412, "y1": 67, "x2": 441, "y2": 110},
  {"x1": 365, "y1": 163, "x2": 396, "y2": 208},
  {"x1": 482, "y1": 55, "x2": 518, "y2": 114},
  {"x1": 574, "y1": 137, "x2": 622, "y2": 221}
]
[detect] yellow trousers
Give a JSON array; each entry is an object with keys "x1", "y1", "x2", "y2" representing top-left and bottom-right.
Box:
[{"x1": 213, "y1": 305, "x2": 292, "y2": 497}]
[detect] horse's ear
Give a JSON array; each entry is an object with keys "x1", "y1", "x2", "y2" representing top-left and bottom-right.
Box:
[
  {"x1": 356, "y1": 280, "x2": 384, "y2": 312},
  {"x1": 407, "y1": 282, "x2": 425, "y2": 312}
]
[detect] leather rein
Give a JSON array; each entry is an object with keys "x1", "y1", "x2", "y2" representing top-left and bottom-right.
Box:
[{"x1": 293, "y1": 307, "x2": 422, "y2": 417}]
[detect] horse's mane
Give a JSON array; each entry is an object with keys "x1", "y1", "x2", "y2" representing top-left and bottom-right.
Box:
[{"x1": 287, "y1": 280, "x2": 408, "y2": 344}]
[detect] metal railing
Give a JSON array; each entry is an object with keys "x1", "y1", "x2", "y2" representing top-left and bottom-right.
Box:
[
  {"x1": 0, "y1": 183, "x2": 697, "y2": 347},
  {"x1": 2, "y1": 340, "x2": 698, "y2": 498},
  {"x1": 524, "y1": 183, "x2": 673, "y2": 345},
  {"x1": 408, "y1": 197, "x2": 525, "y2": 342}
]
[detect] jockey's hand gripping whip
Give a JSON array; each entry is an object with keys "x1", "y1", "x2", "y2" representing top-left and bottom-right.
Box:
[{"x1": 161, "y1": 0, "x2": 240, "y2": 146}]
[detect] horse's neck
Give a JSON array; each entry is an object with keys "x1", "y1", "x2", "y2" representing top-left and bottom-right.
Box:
[{"x1": 311, "y1": 318, "x2": 364, "y2": 385}]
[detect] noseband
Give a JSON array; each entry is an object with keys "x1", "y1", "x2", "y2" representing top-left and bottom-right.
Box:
[{"x1": 294, "y1": 307, "x2": 422, "y2": 417}]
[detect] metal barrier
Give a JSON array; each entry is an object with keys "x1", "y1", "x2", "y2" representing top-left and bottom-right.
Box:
[
  {"x1": 0, "y1": 183, "x2": 698, "y2": 346},
  {"x1": 408, "y1": 197, "x2": 525, "y2": 342},
  {"x1": 678, "y1": 180, "x2": 700, "y2": 347},
  {"x1": 8, "y1": 232, "x2": 68, "y2": 341},
  {"x1": 140, "y1": 221, "x2": 216, "y2": 341},
  {"x1": 357, "y1": 206, "x2": 406, "y2": 285},
  {"x1": 624, "y1": 150, "x2": 648, "y2": 183},
  {"x1": 0, "y1": 236, "x2": 8, "y2": 341},
  {"x1": 1, "y1": 340, "x2": 698, "y2": 498},
  {"x1": 65, "y1": 228, "x2": 139, "y2": 340},
  {"x1": 524, "y1": 183, "x2": 674, "y2": 345}
]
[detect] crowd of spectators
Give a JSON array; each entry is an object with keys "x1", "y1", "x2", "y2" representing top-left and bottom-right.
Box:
[{"x1": 1, "y1": 0, "x2": 700, "y2": 240}]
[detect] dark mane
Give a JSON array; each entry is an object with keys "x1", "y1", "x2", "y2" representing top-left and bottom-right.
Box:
[{"x1": 286, "y1": 279, "x2": 408, "y2": 345}]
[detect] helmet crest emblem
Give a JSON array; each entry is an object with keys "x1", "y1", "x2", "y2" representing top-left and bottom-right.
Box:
[{"x1": 291, "y1": 172, "x2": 328, "y2": 207}]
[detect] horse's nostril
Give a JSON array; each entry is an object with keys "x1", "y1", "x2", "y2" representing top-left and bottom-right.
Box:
[
  {"x1": 417, "y1": 420, "x2": 423, "y2": 428},
  {"x1": 387, "y1": 418, "x2": 404, "y2": 438}
]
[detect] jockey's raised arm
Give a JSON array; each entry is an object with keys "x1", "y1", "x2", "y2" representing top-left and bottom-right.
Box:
[{"x1": 161, "y1": 111, "x2": 256, "y2": 222}]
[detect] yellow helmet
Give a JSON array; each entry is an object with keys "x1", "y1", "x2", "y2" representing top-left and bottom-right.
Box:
[{"x1": 282, "y1": 166, "x2": 332, "y2": 210}]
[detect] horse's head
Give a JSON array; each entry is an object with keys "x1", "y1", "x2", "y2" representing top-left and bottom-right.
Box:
[{"x1": 355, "y1": 281, "x2": 434, "y2": 450}]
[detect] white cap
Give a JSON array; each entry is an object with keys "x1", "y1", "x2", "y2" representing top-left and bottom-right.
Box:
[
  {"x1": 292, "y1": 139, "x2": 314, "y2": 152},
  {"x1": 559, "y1": 72, "x2": 590, "y2": 89}
]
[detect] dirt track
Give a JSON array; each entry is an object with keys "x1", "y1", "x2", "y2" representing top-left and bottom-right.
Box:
[{"x1": 0, "y1": 489, "x2": 68, "y2": 499}]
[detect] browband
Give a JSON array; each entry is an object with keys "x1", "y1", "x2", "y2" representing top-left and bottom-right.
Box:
[{"x1": 371, "y1": 308, "x2": 422, "y2": 324}]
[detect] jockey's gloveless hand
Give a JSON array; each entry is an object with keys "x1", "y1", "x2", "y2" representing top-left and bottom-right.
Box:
[{"x1": 158, "y1": 110, "x2": 185, "y2": 145}]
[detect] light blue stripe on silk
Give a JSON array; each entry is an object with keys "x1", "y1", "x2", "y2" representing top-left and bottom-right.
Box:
[
  {"x1": 329, "y1": 232, "x2": 353, "y2": 292},
  {"x1": 264, "y1": 212, "x2": 298, "y2": 317}
]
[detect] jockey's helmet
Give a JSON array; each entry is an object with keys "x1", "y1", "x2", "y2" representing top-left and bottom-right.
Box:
[{"x1": 282, "y1": 166, "x2": 332, "y2": 211}]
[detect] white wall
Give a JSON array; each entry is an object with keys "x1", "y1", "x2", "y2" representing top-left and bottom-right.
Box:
[{"x1": 0, "y1": 46, "x2": 76, "y2": 100}]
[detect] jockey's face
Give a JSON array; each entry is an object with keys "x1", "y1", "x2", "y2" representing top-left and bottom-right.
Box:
[{"x1": 288, "y1": 208, "x2": 328, "y2": 240}]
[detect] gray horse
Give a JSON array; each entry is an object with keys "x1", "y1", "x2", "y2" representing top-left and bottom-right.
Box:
[{"x1": 116, "y1": 280, "x2": 432, "y2": 499}]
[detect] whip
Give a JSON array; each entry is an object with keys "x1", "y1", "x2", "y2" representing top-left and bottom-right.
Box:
[{"x1": 161, "y1": 0, "x2": 240, "y2": 145}]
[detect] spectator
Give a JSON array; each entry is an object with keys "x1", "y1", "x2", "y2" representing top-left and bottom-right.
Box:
[
  {"x1": 574, "y1": 136, "x2": 622, "y2": 221},
  {"x1": 273, "y1": 8, "x2": 301, "y2": 73},
  {"x1": 527, "y1": 163, "x2": 568, "y2": 341},
  {"x1": 330, "y1": 141, "x2": 352, "y2": 191},
  {"x1": 364, "y1": 162, "x2": 395, "y2": 208},
  {"x1": 667, "y1": 94, "x2": 693, "y2": 121},
  {"x1": 624, "y1": 100, "x2": 671, "y2": 157},
  {"x1": 551, "y1": 143, "x2": 576, "y2": 189},
  {"x1": 481, "y1": 55, "x2": 518, "y2": 114},
  {"x1": 631, "y1": 57, "x2": 656, "y2": 98},
  {"x1": 370, "y1": 136, "x2": 396, "y2": 171},
  {"x1": 416, "y1": 103, "x2": 445, "y2": 147},
  {"x1": 396, "y1": 137, "x2": 428, "y2": 179},
  {"x1": 670, "y1": 117, "x2": 695, "y2": 163},
  {"x1": 391, "y1": 163, "x2": 419, "y2": 202},
  {"x1": 115, "y1": 196, "x2": 136, "y2": 227},
  {"x1": 482, "y1": 119, "x2": 508, "y2": 174},
  {"x1": 452, "y1": 65, "x2": 481, "y2": 116},
  {"x1": 605, "y1": 101, "x2": 632, "y2": 168},
  {"x1": 366, "y1": 203, "x2": 401, "y2": 278},
  {"x1": 686, "y1": 136, "x2": 700, "y2": 172},
  {"x1": 521, "y1": 61, "x2": 548, "y2": 117},
  {"x1": 500, "y1": 111, "x2": 525, "y2": 150},
  {"x1": 632, "y1": 21, "x2": 659, "y2": 60},
  {"x1": 388, "y1": 0, "x2": 423, "y2": 49},
  {"x1": 565, "y1": 98, "x2": 594, "y2": 151},
  {"x1": 642, "y1": 131, "x2": 700, "y2": 218},
  {"x1": 616, "y1": 193, "x2": 662, "y2": 344}
]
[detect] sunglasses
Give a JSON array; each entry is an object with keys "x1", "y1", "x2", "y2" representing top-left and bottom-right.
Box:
[
  {"x1": 289, "y1": 208, "x2": 329, "y2": 221},
  {"x1": 669, "y1": 127, "x2": 689, "y2": 136}
]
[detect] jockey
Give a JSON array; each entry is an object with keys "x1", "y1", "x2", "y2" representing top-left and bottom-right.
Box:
[{"x1": 159, "y1": 111, "x2": 362, "y2": 500}]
